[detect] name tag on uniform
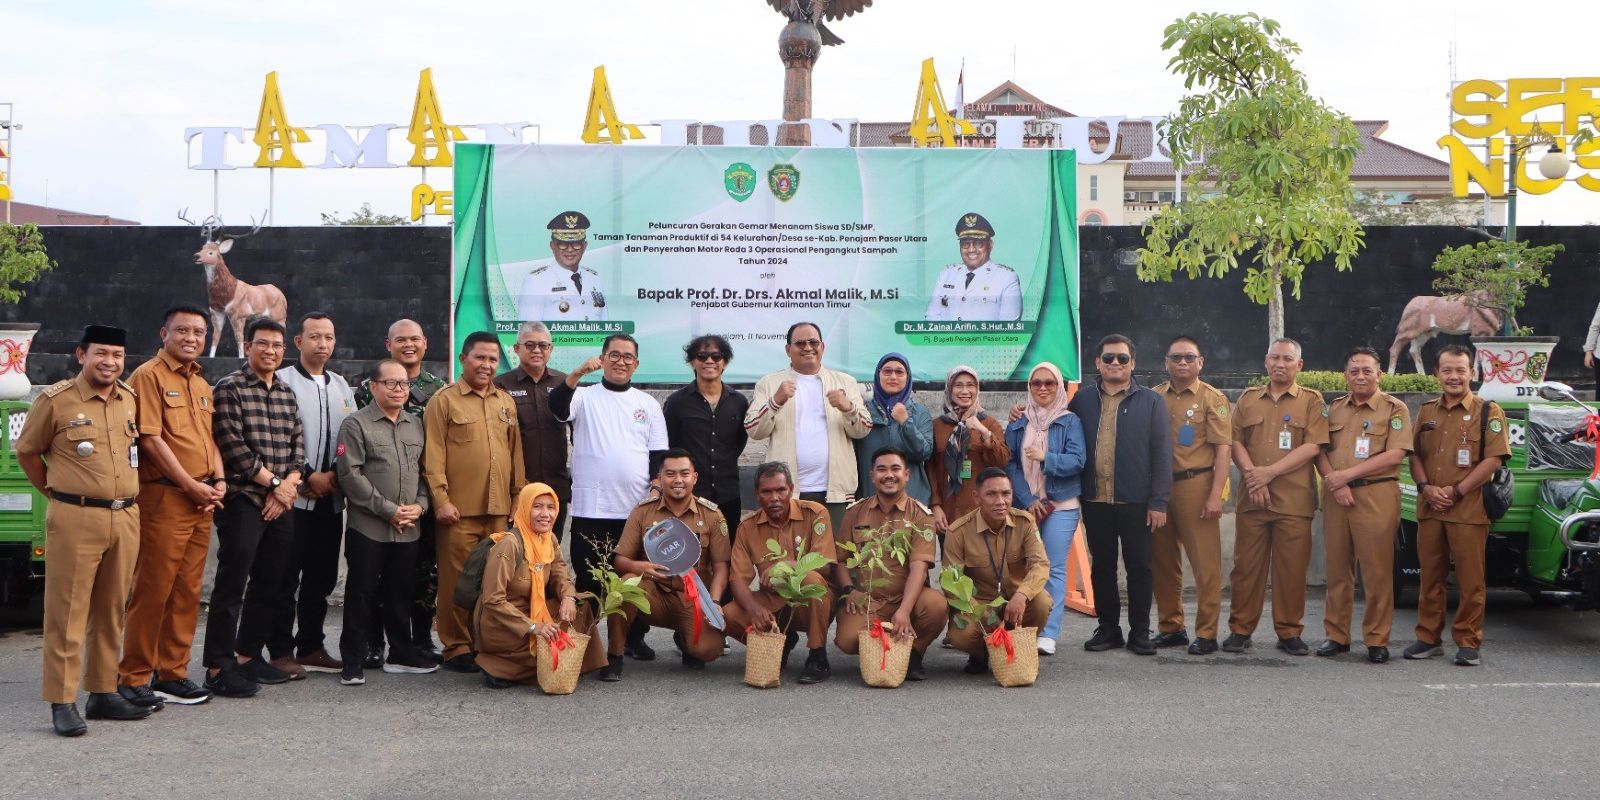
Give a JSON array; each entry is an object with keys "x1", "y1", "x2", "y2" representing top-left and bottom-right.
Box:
[
  {"x1": 1178, "y1": 424, "x2": 1195, "y2": 447},
  {"x1": 550, "y1": 285, "x2": 568, "y2": 292},
  {"x1": 166, "y1": 390, "x2": 181, "y2": 397},
  {"x1": 960, "y1": 458, "x2": 972, "y2": 480},
  {"x1": 130, "y1": 444, "x2": 139, "y2": 469},
  {"x1": 1278, "y1": 430, "x2": 1293, "y2": 450},
  {"x1": 508, "y1": 390, "x2": 528, "y2": 397},
  {"x1": 1457, "y1": 447, "x2": 1472, "y2": 467},
  {"x1": 1354, "y1": 437, "x2": 1371, "y2": 460}
]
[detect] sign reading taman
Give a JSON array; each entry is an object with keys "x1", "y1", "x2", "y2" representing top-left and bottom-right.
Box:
[{"x1": 1439, "y1": 78, "x2": 1600, "y2": 197}]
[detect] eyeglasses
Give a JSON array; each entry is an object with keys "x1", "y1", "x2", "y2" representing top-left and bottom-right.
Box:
[
  {"x1": 959, "y1": 238, "x2": 987, "y2": 248},
  {"x1": 790, "y1": 338, "x2": 822, "y2": 350},
  {"x1": 604, "y1": 352, "x2": 638, "y2": 364},
  {"x1": 374, "y1": 379, "x2": 412, "y2": 391},
  {"x1": 692, "y1": 351, "x2": 727, "y2": 362},
  {"x1": 250, "y1": 341, "x2": 286, "y2": 351},
  {"x1": 520, "y1": 341, "x2": 553, "y2": 352},
  {"x1": 553, "y1": 241, "x2": 585, "y2": 252},
  {"x1": 1028, "y1": 379, "x2": 1058, "y2": 388},
  {"x1": 1099, "y1": 353, "x2": 1131, "y2": 365},
  {"x1": 1166, "y1": 353, "x2": 1199, "y2": 363},
  {"x1": 878, "y1": 367, "x2": 908, "y2": 377}
]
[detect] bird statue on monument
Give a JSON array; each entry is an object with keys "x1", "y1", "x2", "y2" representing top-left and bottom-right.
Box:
[{"x1": 765, "y1": 0, "x2": 873, "y2": 46}]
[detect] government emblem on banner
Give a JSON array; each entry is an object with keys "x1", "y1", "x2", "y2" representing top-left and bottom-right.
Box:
[
  {"x1": 768, "y1": 164, "x2": 800, "y2": 202},
  {"x1": 724, "y1": 162, "x2": 757, "y2": 202}
]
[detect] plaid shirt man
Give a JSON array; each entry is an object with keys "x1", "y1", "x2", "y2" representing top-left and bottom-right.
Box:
[{"x1": 213, "y1": 367, "x2": 306, "y2": 506}]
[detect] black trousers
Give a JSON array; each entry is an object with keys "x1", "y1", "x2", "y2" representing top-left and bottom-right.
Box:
[
  {"x1": 798, "y1": 491, "x2": 845, "y2": 533},
  {"x1": 267, "y1": 502, "x2": 342, "y2": 659},
  {"x1": 373, "y1": 515, "x2": 438, "y2": 651},
  {"x1": 1082, "y1": 500, "x2": 1154, "y2": 636},
  {"x1": 340, "y1": 529, "x2": 419, "y2": 668},
  {"x1": 204, "y1": 498, "x2": 294, "y2": 670},
  {"x1": 570, "y1": 516, "x2": 627, "y2": 598}
]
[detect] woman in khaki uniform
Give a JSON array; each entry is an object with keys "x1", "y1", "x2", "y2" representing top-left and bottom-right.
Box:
[
  {"x1": 927, "y1": 365, "x2": 1011, "y2": 538},
  {"x1": 473, "y1": 483, "x2": 605, "y2": 688}
]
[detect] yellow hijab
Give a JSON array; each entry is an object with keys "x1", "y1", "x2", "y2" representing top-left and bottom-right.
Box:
[{"x1": 500, "y1": 482, "x2": 560, "y2": 625}]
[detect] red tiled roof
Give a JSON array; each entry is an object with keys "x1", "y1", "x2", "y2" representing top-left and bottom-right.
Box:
[{"x1": 2, "y1": 200, "x2": 139, "y2": 226}]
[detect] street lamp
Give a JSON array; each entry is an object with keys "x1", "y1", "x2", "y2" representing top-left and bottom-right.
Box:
[
  {"x1": 0, "y1": 117, "x2": 18, "y2": 225},
  {"x1": 1500, "y1": 122, "x2": 1566, "y2": 335}
]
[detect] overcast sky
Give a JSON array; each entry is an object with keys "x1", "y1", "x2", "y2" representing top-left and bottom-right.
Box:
[{"x1": 6, "y1": 0, "x2": 1597, "y2": 227}]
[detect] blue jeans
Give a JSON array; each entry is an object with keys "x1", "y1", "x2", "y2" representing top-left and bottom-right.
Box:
[{"x1": 1040, "y1": 506, "x2": 1082, "y2": 641}]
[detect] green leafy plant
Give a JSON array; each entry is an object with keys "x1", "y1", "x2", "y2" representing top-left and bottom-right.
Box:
[
  {"x1": 1248, "y1": 371, "x2": 1440, "y2": 393},
  {"x1": 319, "y1": 202, "x2": 410, "y2": 226},
  {"x1": 1137, "y1": 12, "x2": 1365, "y2": 343},
  {"x1": 0, "y1": 223, "x2": 58, "y2": 304},
  {"x1": 838, "y1": 520, "x2": 935, "y2": 622},
  {"x1": 763, "y1": 539, "x2": 833, "y2": 635},
  {"x1": 581, "y1": 535, "x2": 649, "y2": 621},
  {"x1": 1430, "y1": 239, "x2": 1564, "y2": 335},
  {"x1": 940, "y1": 566, "x2": 1006, "y2": 634}
]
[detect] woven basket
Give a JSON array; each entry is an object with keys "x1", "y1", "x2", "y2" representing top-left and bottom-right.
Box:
[
  {"x1": 857, "y1": 626, "x2": 912, "y2": 688},
  {"x1": 744, "y1": 628, "x2": 786, "y2": 689},
  {"x1": 536, "y1": 629, "x2": 590, "y2": 695},
  {"x1": 987, "y1": 626, "x2": 1039, "y2": 688}
]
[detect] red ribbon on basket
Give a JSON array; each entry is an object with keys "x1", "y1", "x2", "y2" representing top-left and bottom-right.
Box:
[
  {"x1": 548, "y1": 627, "x2": 575, "y2": 671},
  {"x1": 1587, "y1": 414, "x2": 1600, "y2": 480},
  {"x1": 681, "y1": 575, "x2": 703, "y2": 645},
  {"x1": 869, "y1": 619, "x2": 892, "y2": 670},
  {"x1": 987, "y1": 626, "x2": 1017, "y2": 664}
]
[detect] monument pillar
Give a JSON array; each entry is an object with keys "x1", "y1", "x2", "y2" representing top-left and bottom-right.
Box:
[{"x1": 778, "y1": 22, "x2": 822, "y2": 146}]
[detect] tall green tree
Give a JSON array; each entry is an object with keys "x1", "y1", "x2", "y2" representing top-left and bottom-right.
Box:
[
  {"x1": 1137, "y1": 12, "x2": 1365, "y2": 343},
  {"x1": 320, "y1": 202, "x2": 409, "y2": 226},
  {"x1": 0, "y1": 223, "x2": 58, "y2": 304}
]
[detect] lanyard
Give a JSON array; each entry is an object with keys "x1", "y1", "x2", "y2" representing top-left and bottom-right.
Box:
[{"x1": 983, "y1": 525, "x2": 1011, "y2": 597}]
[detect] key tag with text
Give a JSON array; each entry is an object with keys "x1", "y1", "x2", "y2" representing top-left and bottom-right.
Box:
[
  {"x1": 1278, "y1": 415, "x2": 1293, "y2": 450},
  {"x1": 1354, "y1": 420, "x2": 1371, "y2": 460}
]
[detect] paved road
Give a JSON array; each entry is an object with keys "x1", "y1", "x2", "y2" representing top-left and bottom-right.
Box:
[{"x1": 3, "y1": 591, "x2": 1599, "y2": 799}]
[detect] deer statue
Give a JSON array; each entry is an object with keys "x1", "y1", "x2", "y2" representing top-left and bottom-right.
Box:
[
  {"x1": 1387, "y1": 291, "x2": 1503, "y2": 375},
  {"x1": 179, "y1": 210, "x2": 289, "y2": 358}
]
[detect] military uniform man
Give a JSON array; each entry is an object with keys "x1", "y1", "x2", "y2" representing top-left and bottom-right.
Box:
[
  {"x1": 925, "y1": 212, "x2": 1022, "y2": 322},
  {"x1": 16, "y1": 325, "x2": 150, "y2": 737},
  {"x1": 517, "y1": 210, "x2": 607, "y2": 322},
  {"x1": 601, "y1": 450, "x2": 730, "y2": 681},
  {"x1": 1151, "y1": 336, "x2": 1233, "y2": 655},
  {"x1": 1225, "y1": 338, "x2": 1329, "y2": 656},
  {"x1": 942, "y1": 468, "x2": 1052, "y2": 673},
  {"x1": 1315, "y1": 347, "x2": 1414, "y2": 663},
  {"x1": 1404, "y1": 344, "x2": 1510, "y2": 667},
  {"x1": 834, "y1": 448, "x2": 943, "y2": 681}
]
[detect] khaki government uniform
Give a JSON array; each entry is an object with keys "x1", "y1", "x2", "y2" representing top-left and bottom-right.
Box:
[
  {"x1": 607, "y1": 495, "x2": 730, "y2": 663},
  {"x1": 1413, "y1": 393, "x2": 1510, "y2": 649},
  {"x1": 926, "y1": 415, "x2": 1011, "y2": 526},
  {"x1": 423, "y1": 381, "x2": 526, "y2": 660},
  {"x1": 1151, "y1": 380, "x2": 1232, "y2": 640},
  {"x1": 1228, "y1": 383, "x2": 1329, "y2": 639},
  {"x1": 721, "y1": 499, "x2": 838, "y2": 650},
  {"x1": 17, "y1": 374, "x2": 142, "y2": 704},
  {"x1": 940, "y1": 508, "x2": 1052, "y2": 657},
  {"x1": 1321, "y1": 391, "x2": 1414, "y2": 647},
  {"x1": 472, "y1": 533, "x2": 605, "y2": 682},
  {"x1": 834, "y1": 494, "x2": 945, "y2": 654}
]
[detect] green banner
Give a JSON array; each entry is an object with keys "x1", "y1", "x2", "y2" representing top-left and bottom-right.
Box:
[{"x1": 453, "y1": 144, "x2": 1079, "y2": 382}]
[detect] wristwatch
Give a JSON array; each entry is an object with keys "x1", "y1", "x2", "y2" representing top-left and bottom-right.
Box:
[
  {"x1": 269, "y1": 476, "x2": 283, "y2": 489},
  {"x1": 1416, "y1": 481, "x2": 1430, "y2": 492}
]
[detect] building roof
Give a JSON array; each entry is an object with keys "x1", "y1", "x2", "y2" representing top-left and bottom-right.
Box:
[{"x1": 2, "y1": 200, "x2": 140, "y2": 226}]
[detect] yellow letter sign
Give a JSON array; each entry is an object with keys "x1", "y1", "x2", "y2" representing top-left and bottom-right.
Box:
[
  {"x1": 908, "y1": 58, "x2": 974, "y2": 148},
  {"x1": 1441, "y1": 77, "x2": 1600, "y2": 197},
  {"x1": 408, "y1": 68, "x2": 467, "y2": 168},
  {"x1": 581, "y1": 66, "x2": 644, "y2": 144},
  {"x1": 253, "y1": 71, "x2": 309, "y2": 168}
]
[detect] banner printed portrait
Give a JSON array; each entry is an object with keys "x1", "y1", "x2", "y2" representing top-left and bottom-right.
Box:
[{"x1": 452, "y1": 143, "x2": 1080, "y2": 382}]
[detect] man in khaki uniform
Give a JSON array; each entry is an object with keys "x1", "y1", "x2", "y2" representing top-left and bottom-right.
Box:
[
  {"x1": 118, "y1": 305, "x2": 225, "y2": 708},
  {"x1": 423, "y1": 331, "x2": 525, "y2": 672},
  {"x1": 1404, "y1": 344, "x2": 1510, "y2": 667},
  {"x1": 942, "y1": 468, "x2": 1051, "y2": 674},
  {"x1": 1226, "y1": 338, "x2": 1329, "y2": 656},
  {"x1": 722, "y1": 462, "x2": 844, "y2": 685},
  {"x1": 835, "y1": 447, "x2": 943, "y2": 681},
  {"x1": 16, "y1": 325, "x2": 150, "y2": 737},
  {"x1": 1151, "y1": 336, "x2": 1232, "y2": 655},
  {"x1": 601, "y1": 449, "x2": 729, "y2": 681},
  {"x1": 1315, "y1": 347, "x2": 1414, "y2": 663}
]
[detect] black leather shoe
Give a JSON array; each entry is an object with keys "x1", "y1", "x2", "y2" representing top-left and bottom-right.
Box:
[
  {"x1": 1083, "y1": 627, "x2": 1125, "y2": 652},
  {"x1": 482, "y1": 672, "x2": 514, "y2": 690},
  {"x1": 1220, "y1": 633, "x2": 1252, "y2": 653},
  {"x1": 797, "y1": 648, "x2": 831, "y2": 684},
  {"x1": 1277, "y1": 636, "x2": 1310, "y2": 656},
  {"x1": 117, "y1": 684, "x2": 165, "y2": 712},
  {"x1": 597, "y1": 655, "x2": 624, "y2": 682},
  {"x1": 1126, "y1": 632, "x2": 1157, "y2": 656},
  {"x1": 1315, "y1": 639, "x2": 1350, "y2": 657},
  {"x1": 1367, "y1": 646, "x2": 1391, "y2": 664},
  {"x1": 52, "y1": 703, "x2": 87, "y2": 737},
  {"x1": 963, "y1": 654, "x2": 989, "y2": 674},
  {"x1": 363, "y1": 643, "x2": 385, "y2": 670},
  {"x1": 905, "y1": 650, "x2": 927, "y2": 682},
  {"x1": 1152, "y1": 630, "x2": 1190, "y2": 648},
  {"x1": 84, "y1": 691, "x2": 154, "y2": 721},
  {"x1": 1188, "y1": 637, "x2": 1219, "y2": 655},
  {"x1": 624, "y1": 630, "x2": 656, "y2": 661},
  {"x1": 442, "y1": 654, "x2": 481, "y2": 673}
]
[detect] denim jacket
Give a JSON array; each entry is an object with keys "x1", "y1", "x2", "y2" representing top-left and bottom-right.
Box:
[{"x1": 1004, "y1": 411, "x2": 1086, "y2": 507}]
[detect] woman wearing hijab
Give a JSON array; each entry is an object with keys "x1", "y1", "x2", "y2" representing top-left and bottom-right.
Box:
[
  {"x1": 855, "y1": 353, "x2": 935, "y2": 504},
  {"x1": 1004, "y1": 362, "x2": 1087, "y2": 656},
  {"x1": 474, "y1": 483, "x2": 606, "y2": 688},
  {"x1": 927, "y1": 366, "x2": 1011, "y2": 536}
]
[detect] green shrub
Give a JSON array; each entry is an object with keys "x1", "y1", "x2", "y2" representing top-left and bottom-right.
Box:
[{"x1": 1248, "y1": 371, "x2": 1440, "y2": 393}]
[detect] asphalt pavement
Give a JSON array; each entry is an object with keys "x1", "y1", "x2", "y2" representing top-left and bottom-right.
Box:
[{"x1": 2, "y1": 590, "x2": 1599, "y2": 799}]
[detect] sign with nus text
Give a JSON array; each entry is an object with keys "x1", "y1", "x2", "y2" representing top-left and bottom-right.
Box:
[
  {"x1": 1439, "y1": 77, "x2": 1600, "y2": 197},
  {"x1": 451, "y1": 144, "x2": 1081, "y2": 382}
]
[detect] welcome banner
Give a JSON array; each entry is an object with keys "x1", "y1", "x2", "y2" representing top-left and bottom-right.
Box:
[{"x1": 452, "y1": 143, "x2": 1079, "y2": 382}]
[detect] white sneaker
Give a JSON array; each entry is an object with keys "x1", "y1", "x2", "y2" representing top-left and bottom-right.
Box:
[{"x1": 1037, "y1": 636, "x2": 1057, "y2": 656}]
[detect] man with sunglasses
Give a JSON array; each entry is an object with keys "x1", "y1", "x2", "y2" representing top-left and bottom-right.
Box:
[
  {"x1": 516, "y1": 210, "x2": 607, "y2": 322},
  {"x1": 495, "y1": 321, "x2": 571, "y2": 537},
  {"x1": 1071, "y1": 334, "x2": 1172, "y2": 656},
  {"x1": 664, "y1": 334, "x2": 749, "y2": 530},
  {"x1": 925, "y1": 212, "x2": 1022, "y2": 322}
]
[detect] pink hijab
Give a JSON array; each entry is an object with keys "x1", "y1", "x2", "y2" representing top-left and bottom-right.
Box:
[{"x1": 1022, "y1": 362, "x2": 1071, "y2": 498}]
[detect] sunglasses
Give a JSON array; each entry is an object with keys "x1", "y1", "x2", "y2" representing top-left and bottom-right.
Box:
[
  {"x1": 790, "y1": 338, "x2": 823, "y2": 350},
  {"x1": 1028, "y1": 379, "x2": 1058, "y2": 388},
  {"x1": 1100, "y1": 353, "x2": 1131, "y2": 365},
  {"x1": 1165, "y1": 353, "x2": 1199, "y2": 363},
  {"x1": 692, "y1": 351, "x2": 727, "y2": 363}
]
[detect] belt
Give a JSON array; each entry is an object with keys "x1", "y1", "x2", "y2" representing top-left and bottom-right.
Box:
[
  {"x1": 1348, "y1": 477, "x2": 1398, "y2": 488},
  {"x1": 49, "y1": 491, "x2": 137, "y2": 510},
  {"x1": 152, "y1": 476, "x2": 212, "y2": 487},
  {"x1": 1173, "y1": 466, "x2": 1214, "y2": 482}
]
